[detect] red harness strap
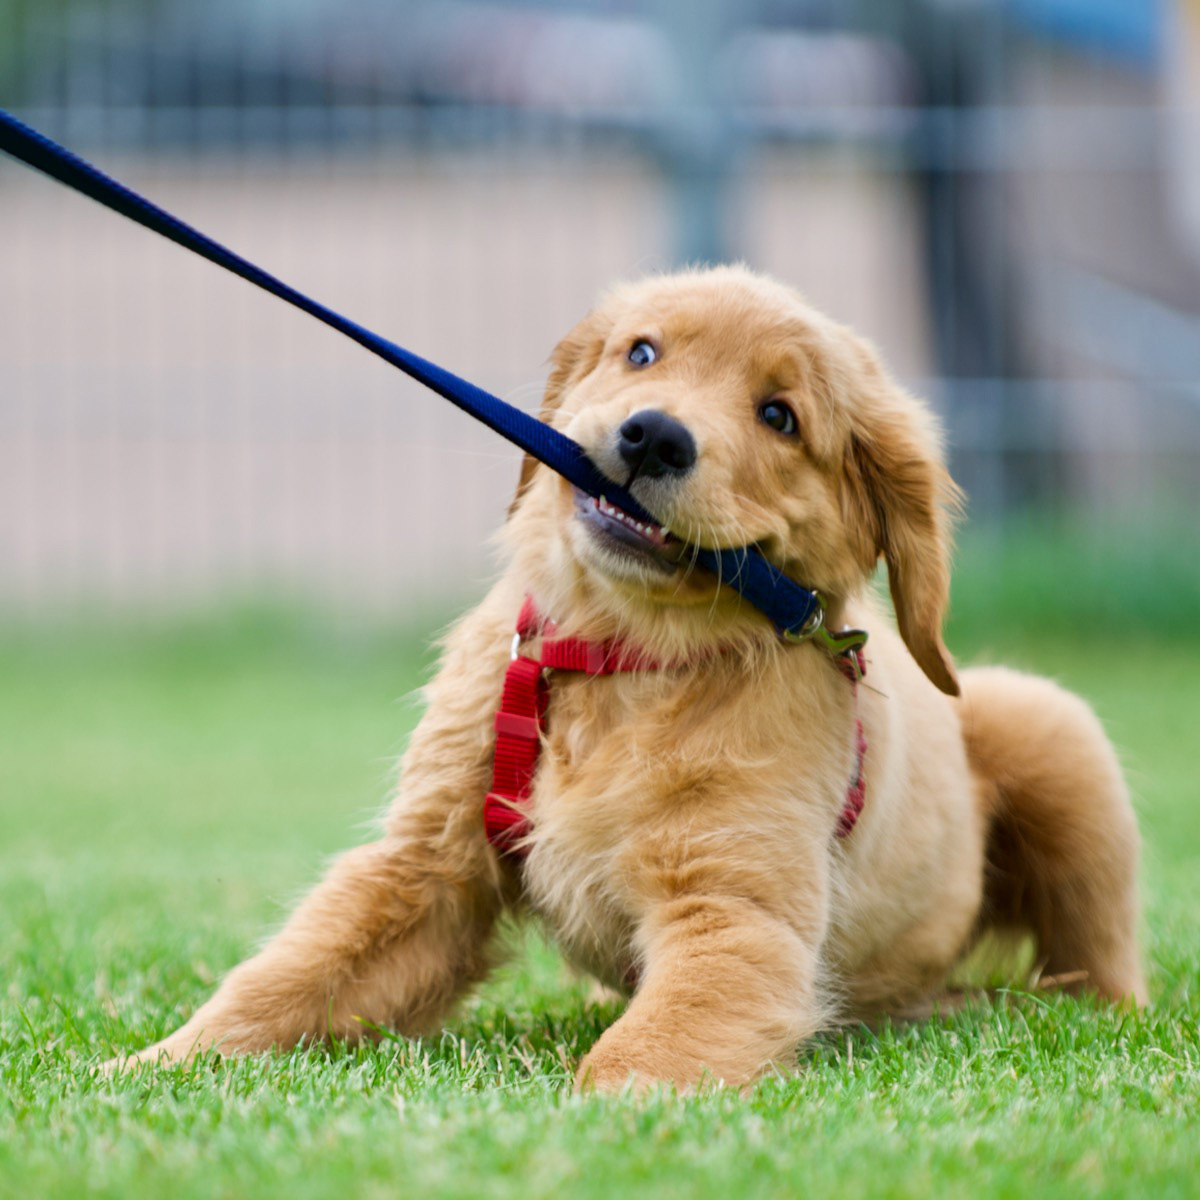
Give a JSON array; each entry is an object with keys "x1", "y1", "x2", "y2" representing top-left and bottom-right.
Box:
[
  {"x1": 834, "y1": 650, "x2": 868, "y2": 838},
  {"x1": 838, "y1": 712, "x2": 868, "y2": 837},
  {"x1": 483, "y1": 598, "x2": 866, "y2": 858},
  {"x1": 483, "y1": 598, "x2": 660, "y2": 855}
]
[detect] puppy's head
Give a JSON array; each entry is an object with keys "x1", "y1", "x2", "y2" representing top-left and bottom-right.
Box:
[{"x1": 509, "y1": 267, "x2": 961, "y2": 694}]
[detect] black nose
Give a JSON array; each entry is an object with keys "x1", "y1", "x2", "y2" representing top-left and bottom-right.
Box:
[{"x1": 617, "y1": 409, "x2": 697, "y2": 481}]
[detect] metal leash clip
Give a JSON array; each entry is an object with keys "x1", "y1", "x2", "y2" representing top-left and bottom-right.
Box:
[{"x1": 781, "y1": 593, "x2": 868, "y2": 681}]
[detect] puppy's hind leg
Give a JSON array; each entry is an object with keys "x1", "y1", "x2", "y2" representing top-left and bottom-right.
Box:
[
  {"x1": 122, "y1": 830, "x2": 504, "y2": 1067},
  {"x1": 961, "y1": 666, "x2": 1146, "y2": 1004}
]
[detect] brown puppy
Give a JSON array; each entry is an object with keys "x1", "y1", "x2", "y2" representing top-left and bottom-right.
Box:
[{"x1": 120, "y1": 267, "x2": 1145, "y2": 1090}]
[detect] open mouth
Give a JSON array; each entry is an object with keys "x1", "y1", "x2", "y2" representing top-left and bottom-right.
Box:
[{"x1": 572, "y1": 488, "x2": 683, "y2": 574}]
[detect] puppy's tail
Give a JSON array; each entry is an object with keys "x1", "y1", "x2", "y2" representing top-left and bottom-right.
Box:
[{"x1": 958, "y1": 666, "x2": 1146, "y2": 1003}]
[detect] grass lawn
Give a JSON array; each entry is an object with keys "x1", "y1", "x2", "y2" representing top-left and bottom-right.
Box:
[{"x1": 2, "y1": 563, "x2": 1198, "y2": 1199}]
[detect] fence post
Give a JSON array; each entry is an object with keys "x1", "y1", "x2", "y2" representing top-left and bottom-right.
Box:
[{"x1": 650, "y1": 0, "x2": 739, "y2": 267}]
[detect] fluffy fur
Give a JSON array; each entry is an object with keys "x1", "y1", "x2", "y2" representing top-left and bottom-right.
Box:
[{"x1": 118, "y1": 266, "x2": 1146, "y2": 1091}]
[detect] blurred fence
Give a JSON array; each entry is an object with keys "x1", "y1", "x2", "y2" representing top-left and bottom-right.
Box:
[{"x1": 2, "y1": 0, "x2": 1197, "y2": 617}]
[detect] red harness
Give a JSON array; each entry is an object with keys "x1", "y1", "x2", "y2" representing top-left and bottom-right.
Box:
[{"x1": 483, "y1": 598, "x2": 866, "y2": 858}]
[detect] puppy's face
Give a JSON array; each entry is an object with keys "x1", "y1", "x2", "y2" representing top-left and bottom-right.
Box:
[{"x1": 513, "y1": 268, "x2": 960, "y2": 694}]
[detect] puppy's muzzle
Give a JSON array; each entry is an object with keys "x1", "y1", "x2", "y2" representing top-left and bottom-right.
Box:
[{"x1": 618, "y1": 410, "x2": 696, "y2": 484}]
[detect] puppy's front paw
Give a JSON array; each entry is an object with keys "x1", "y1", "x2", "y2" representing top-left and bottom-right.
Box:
[
  {"x1": 99, "y1": 1032, "x2": 202, "y2": 1075},
  {"x1": 575, "y1": 1046, "x2": 660, "y2": 1096},
  {"x1": 575, "y1": 1039, "x2": 727, "y2": 1096}
]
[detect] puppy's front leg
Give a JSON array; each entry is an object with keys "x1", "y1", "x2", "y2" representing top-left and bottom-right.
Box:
[
  {"x1": 125, "y1": 830, "x2": 501, "y2": 1066},
  {"x1": 120, "y1": 585, "x2": 521, "y2": 1068},
  {"x1": 576, "y1": 894, "x2": 825, "y2": 1093}
]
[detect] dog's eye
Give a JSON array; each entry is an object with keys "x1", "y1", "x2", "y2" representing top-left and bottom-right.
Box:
[
  {"x1": 759, "y1": 400, "x2": 798, "y2": 436},
  {"x1": 627, "y1": 340, "x2": 658, "y2": 369}
]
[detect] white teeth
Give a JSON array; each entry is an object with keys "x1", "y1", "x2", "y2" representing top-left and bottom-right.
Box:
[{"x1": 589, "y1": 491, "x2": 671, "y2": 544}]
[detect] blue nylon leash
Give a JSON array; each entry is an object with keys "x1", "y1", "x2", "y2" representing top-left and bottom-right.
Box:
[{"x1": 0, "y1": 106, "x2": 827, "y2": 640}]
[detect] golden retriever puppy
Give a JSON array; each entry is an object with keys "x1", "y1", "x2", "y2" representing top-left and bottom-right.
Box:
[{"x1": 120, "y1": 266, "x2": 1145, "y2": 1090}]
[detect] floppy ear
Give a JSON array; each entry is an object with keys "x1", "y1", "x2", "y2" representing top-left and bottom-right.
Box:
[
  {"x1": 840, "y1": 359, "x2": 963, "y2": 696},
  {"x1": 508, "y1": 307, "x2": 611, "y2": 516}
]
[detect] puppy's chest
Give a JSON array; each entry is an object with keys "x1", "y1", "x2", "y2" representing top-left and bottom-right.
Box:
[
  {"x1": 515, "y1": 673, "x2": 691, "y2": 984},
  {"x1": 508, "y1": 660, "x2": 862, "y2": 984},
  {"x1": 528, "y1": 671, "x2": 692, "y2": 842}
]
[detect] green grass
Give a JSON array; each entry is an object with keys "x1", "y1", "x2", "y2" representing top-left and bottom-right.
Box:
[{"x1": 2, "y1": 544, "x2": 1199, "y2": 1199}]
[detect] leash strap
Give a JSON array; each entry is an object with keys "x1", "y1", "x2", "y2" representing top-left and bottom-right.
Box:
[{"x1": 0, "y1": 106, "x2": 824, "y2": 638}]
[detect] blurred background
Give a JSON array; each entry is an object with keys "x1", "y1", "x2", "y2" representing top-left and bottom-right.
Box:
[{"x1": 1, "y1": 0, "x2": 1197, "y2": 622}]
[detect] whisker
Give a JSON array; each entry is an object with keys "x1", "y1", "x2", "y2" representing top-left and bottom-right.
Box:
[{"x1": 706, "y1": 521, "x2": 726, "y2": 626}]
